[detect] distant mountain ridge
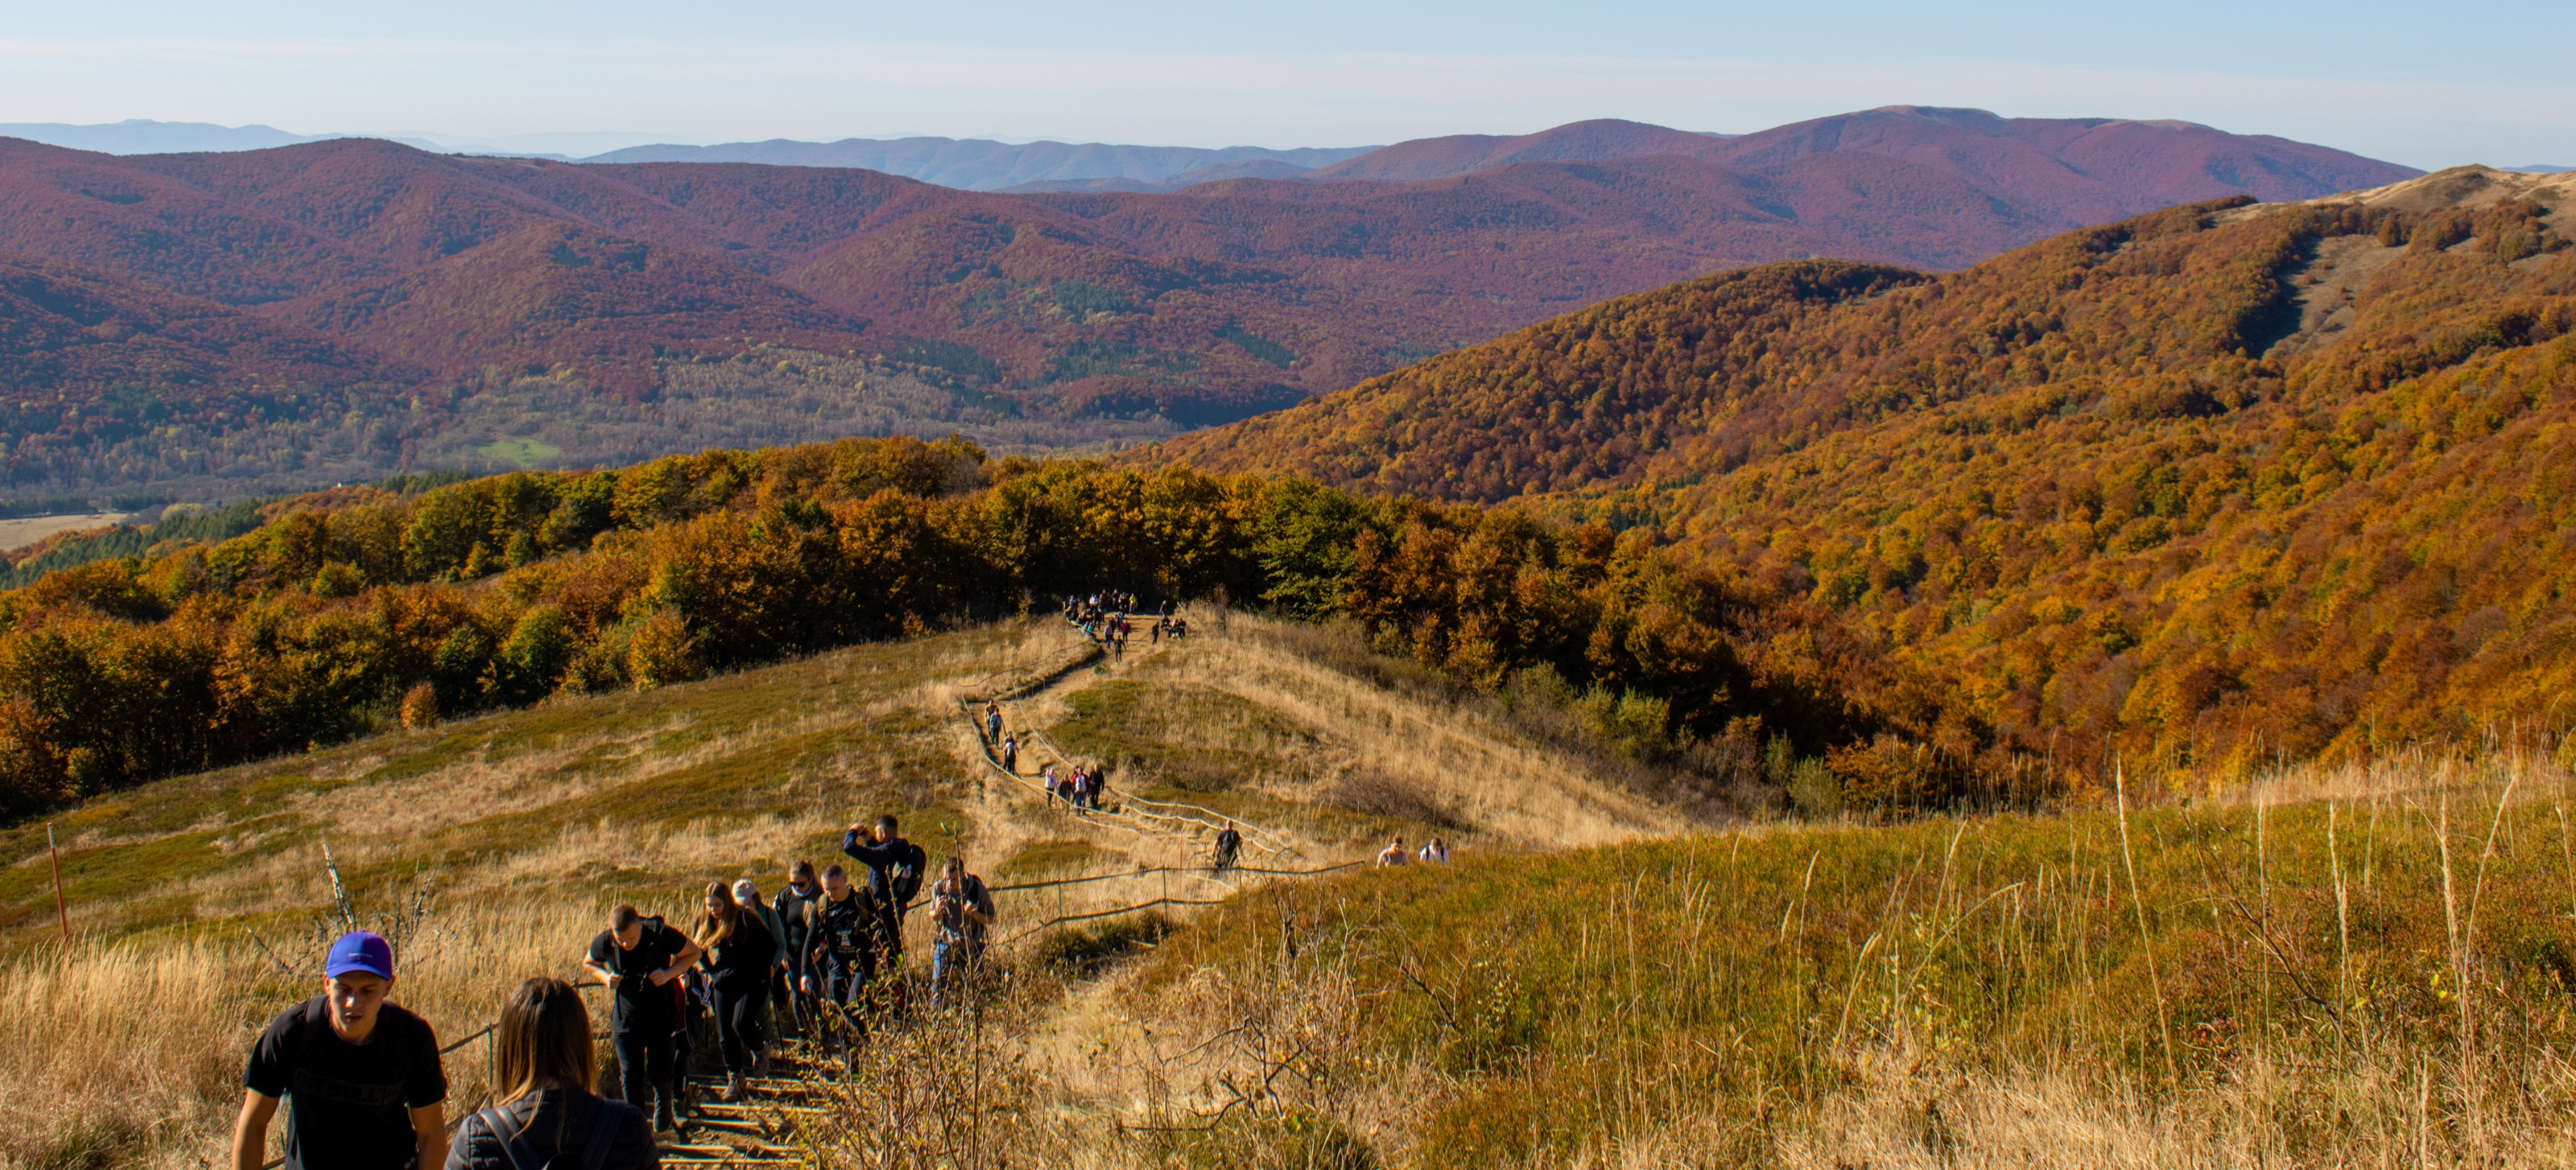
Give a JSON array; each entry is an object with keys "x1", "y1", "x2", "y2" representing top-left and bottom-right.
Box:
[
  {"x1": 0, "y1": 109, "x2": 2419, "y2": 494},
  {"x1": 585, "y1": 137, "x2": 1379, "y2": 192}
]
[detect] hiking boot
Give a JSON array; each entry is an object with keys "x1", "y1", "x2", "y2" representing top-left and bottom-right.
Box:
[
  {"x1": 724, "y1": 1071, "x2": 745, "y2": 1102},
  {"x1": 654, "y1": 1096, "x2": 679, "y2": 1134},
  {"x1": 754, "y1": 1048, "x2": 772, "y2": 1077}
]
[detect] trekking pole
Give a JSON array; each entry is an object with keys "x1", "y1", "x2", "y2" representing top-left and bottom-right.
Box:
[{"x1": 47, "y1": 824, "x2": 69, "y2": 958}]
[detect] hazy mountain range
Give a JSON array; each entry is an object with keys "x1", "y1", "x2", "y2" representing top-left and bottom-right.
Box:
[{"x1": 0, "y1": 106, "x2": 2418, "y2": 494}]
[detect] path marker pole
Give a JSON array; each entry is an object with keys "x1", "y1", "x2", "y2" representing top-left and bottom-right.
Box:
[{"x1": 47, "y1": 823, "x2": 70, "y2": 958}]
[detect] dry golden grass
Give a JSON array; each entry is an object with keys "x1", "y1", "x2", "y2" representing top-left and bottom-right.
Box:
[{"x1": 18, "y1": 614, "x2": 2576, "y2": 1168}]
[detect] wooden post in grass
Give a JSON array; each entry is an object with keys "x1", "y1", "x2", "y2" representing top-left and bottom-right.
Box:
[{"x1": 47, "y1": 823, "x2": 70, "y2": 958}]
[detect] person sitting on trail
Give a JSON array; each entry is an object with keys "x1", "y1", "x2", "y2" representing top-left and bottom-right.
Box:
[
  {"x1": 928, "y1": 855, "x2": 996, "y2": 1005},
  {"x1": 444, "y1": 977, "x2": 657, "y2": 1170},
  {"x1": 1377, "y1": 836, "x2": 1410, "y2": 867},
  {"x1": 1211, "y1": 822, "x2": 1243, "y2": 871},
  {"x1": 691, "y1": 883, "x2": 775, "y2": 1102},
  {"x1": 1001, "y1": 733, "x2": 1018, "y2": 773},
  {"x1": 1167, "y1": 616, "x2": 1189, "y2": 639},
  {"x1": 234, "y1": 930, "x2": 449, "y2": 1170},
  {"x1": 772, "y1": 862, "x2": 823, "y2": 1038},
  {"x1": 801, "y1": 863, "x2": 889, "y2": 1061},
  {"x1": 843, "y1": 814, "x2": 929, "y2": 967},
  {"x1": 733, "y1": 878, "x2": 786, "y2": 1069},
  {"x1": 583, "y1": 905, "x2": 701, "y2": 1134},
  {"x1": 1420, "y1": 838, "x2": 1450, "y2": 864}
]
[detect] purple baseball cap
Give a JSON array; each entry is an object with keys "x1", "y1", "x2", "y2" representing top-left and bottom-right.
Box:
[{"x1": 325, "y1": 931, "x2": 395, "y2": 980}]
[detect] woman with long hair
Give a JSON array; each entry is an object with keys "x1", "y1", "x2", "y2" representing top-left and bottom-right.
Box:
[
  {"x1": 693, "y1": 880, "x2": 776, "y2": 1101},
  {"x1": 445, "y1": 977, "x2": 656, "y2": 1169}
]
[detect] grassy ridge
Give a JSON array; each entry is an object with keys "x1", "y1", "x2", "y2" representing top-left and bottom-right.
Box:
[{"x1": 1154, "y1": 754, "x2": 2576, "y2": 1164}]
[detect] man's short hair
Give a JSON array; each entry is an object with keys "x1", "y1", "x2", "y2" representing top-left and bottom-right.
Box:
[
  {"x1": 943, "y1": 855, "x2": 964, "y2": 874},
  {"x1": 822, "y1": 863, "x2": 848, "y2": 880},
  {"x1": 790, "y1": 859, "x2": 815, "y2": 879},
  {"x1": 611, "y1": 904, "x2": 642, "y2": 930},
  {"x1": 876, "y1": 814, "x2": 900, "y2": 834}
]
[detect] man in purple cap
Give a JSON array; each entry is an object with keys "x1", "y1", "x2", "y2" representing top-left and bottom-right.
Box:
[{"x1": 232, "y1": 931, "x2": 448, "y2": 1170}]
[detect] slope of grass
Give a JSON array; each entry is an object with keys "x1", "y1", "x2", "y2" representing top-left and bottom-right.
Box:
[
  {"x1": 0, "y1": 621, "x2": 1052, "y2": 950},
  {"x1": 1147, "y1": 749, "x2": 2576, "y2": 1166}
]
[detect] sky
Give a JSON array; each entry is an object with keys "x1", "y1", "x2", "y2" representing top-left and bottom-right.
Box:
[{"x1": 2, "y1": 0, "x2": 2571, "y2": 168}]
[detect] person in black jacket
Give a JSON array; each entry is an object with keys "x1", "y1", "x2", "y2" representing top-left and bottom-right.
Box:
[
  {"x1": 841, "y1": 814, "x2": 927, "y2": 973},
  {"x1": 446, "y1": 977, "x2": 656, "y2": 1170},
  {"x1": 770, "y1": 860, "x2": 823, "y2": 1038},
  {"x1": 581, "y1": 905, "x2": 700, "y2": 1134},
  {"x1": 689, "y1": 882, "x2": 776, "y2": 1102}
]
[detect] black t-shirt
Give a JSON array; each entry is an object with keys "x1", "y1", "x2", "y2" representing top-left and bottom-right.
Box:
[
  {"x1": 702, "y1": 913, "x2": 775, "y2": 994},
  {"x1": 588, "y1": 920, "x2": 686, "y2": 1034},
  {"x1": 244, "y1": 996, "x2": 446, "y2": 1170}
]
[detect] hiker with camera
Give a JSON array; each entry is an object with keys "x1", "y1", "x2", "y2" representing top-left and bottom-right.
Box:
[
  {"x1": 233, "y1": 931, "x2": 448, "y2": 1170},
  {"x1": 928, "y1": 855, "x2": 995, "y2": 1005}
]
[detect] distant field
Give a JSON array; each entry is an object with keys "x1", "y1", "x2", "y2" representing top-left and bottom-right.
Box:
[
  {"x1": 0, "y1": 511, "x2": 126, "y2": 553},
  {"x1": 471, "y1": 437, "x2": 564, "y2": 468}
]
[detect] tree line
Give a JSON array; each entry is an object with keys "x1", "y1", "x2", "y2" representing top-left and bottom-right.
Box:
[{"x1": 0, "y1": 435, "x2": 1979, "y2": 819}]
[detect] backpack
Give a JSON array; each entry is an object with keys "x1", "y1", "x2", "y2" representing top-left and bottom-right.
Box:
[
  {"x1": 886, "y1": 843, "x2": 925, "y2": 905},
  {"x1": 468, "y1": 1098, "x2": 621, "y2": 1170}
]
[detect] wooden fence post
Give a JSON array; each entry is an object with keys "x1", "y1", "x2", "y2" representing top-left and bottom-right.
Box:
[{"x1": 47, "y1": 823, "x2": 70, "y2": 958}]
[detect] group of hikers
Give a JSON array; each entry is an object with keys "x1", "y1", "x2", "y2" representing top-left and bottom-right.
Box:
[
  {"x1": 1064, "y1": 591, "x2": 1187, "y2": 657},
  {"x1": 1378, "y1": 834, "x2": 1451, "y2": 866},
  {"x1": 230, "y1": 814, "x2": 993, "y2": 1170},
  {"x1": 226, "y1": 588, "x2": 1459, "y2": 1170}
]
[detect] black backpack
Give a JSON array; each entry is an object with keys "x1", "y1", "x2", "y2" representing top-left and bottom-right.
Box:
[
  {"x1": 887, "y1": 843, "x2": 926, "y2": 905},
  {"x1": 466, "y1": 1099, "x2": 622, "y2": 1170}
]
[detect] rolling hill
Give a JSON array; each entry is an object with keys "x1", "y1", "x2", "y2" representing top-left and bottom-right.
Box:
[
  {"x1": 0, "y1": 113, "x2": 2416, "y2": 492},
  {"x1": 1150, "y1": 165, "x2": 2575, "y2": 784}
]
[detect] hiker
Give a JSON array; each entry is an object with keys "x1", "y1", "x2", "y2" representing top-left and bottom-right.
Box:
[
  {"x1": 1001, "y1": 732, "x2": 1018, "y2": 773},
  {"x1": 772, "y1": 861, "x2": 824, "y2": 1036},
  {"x1": 233, "y1": 930, "x2": 449, "y2": 1170},
  {"x1": 843, "y1": 814, "x2": 929, "y2": 974},
  {"x1": 1421, "y1": 838, "x2": 1451, "y2": 863},
  {"x1": 1040, "y1": 764, "x2": 1063, "y2": 805},
  {"x1": 1211, "y1": 821, "x2": 1242, "y2": 871},
  {"x1": 583, "y1": 905, "x2": 701, "y2": 1133},
  {"x1": 985, "y1": 701, "x2": 1004, "y2": 742},
  {"x1": 1377, "y1": 836, "x2": 1410, "y2": 867},
  {"x1": 733, "y1": 877, "x2": 786, "y2": 1065},
  {"x1": 928, "y1": 855, "x2": 996, "y2": 1005},
  {"x1": 444, "y1": 977, "x2": 657, "y2": 1170},
  {"x1": 1167, "y1": 616, "x2": 1189, "y2": 639},
  {"x1": 800, "y1": 863, "x2": 886, "y2": 1061},
  {"x1": 691, "y1": 882, "x2": 776, "y2": 1101},
  {"x1": 1070, "y1": 766, "x2": 1094, "y2": 812}
]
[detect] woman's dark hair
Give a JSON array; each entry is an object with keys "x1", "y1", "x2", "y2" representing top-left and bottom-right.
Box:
[{"x1": 493, "y1": 977, "x2": 594, "y2": 1110}]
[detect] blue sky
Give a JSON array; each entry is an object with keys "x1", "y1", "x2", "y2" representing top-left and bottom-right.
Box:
[{"x1": 2, "y1": 0, "x2": 2570, "y2": 167}]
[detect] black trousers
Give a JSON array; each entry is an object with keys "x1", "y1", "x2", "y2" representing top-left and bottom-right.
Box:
[
  {"x1": 710, "y1": 984, "x2": 768, "y2": 1074},
  {"x1": 609, "y1": 1027, "x2": 676, "y2": 1109}
]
